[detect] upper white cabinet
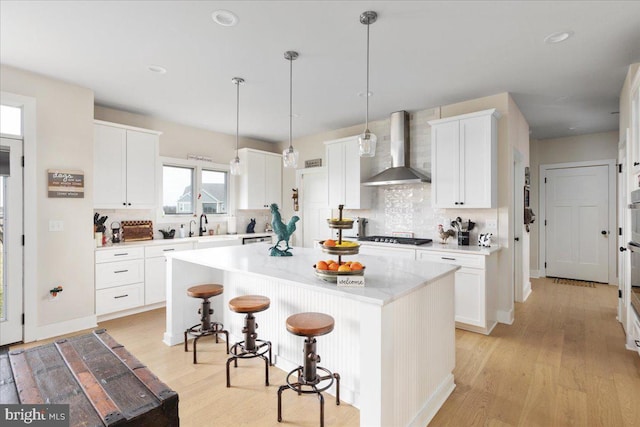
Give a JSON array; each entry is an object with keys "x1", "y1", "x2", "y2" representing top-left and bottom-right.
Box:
[
  {"x1": 325, "y1": 136, "x2": 372, "y2": 209},
  {"x1": 429, "y1": 109, "x2": 500, "y2": 208},
  {"x1": 94, "y1": 120, "x2": 160, "y2": 209},
  {"x1": 236, "y1": 148, "x2": 282, "y2": 209}
]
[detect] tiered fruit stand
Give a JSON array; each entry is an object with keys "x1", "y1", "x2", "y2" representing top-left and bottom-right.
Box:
[{"x1": 315, "y1": 204, "x2": 365, "y2": 282}]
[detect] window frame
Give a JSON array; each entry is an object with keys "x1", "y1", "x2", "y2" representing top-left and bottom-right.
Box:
[{"x1": 157, "y1": 156, "x2": 232, "y2": 224}]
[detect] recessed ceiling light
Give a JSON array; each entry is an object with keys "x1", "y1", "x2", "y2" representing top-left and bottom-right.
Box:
[
  {"x1": 212, "y1": 10, "x2": 238, "y2": 27},
  {"x1": 148, "y1": 65, "x2": 167, "y2": 74},
  {"x1": 544, "y1": 31, "x2": 574, "y2": 44}
]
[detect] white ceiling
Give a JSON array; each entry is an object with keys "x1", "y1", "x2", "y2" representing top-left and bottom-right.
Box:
[{"x1": 1, "y1": 1, "x2": 639, "y2": 142}]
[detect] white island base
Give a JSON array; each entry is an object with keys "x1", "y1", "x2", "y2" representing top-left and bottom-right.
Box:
[{"x1": 164, "y1": 244, "x2": 457, "y2": 426}]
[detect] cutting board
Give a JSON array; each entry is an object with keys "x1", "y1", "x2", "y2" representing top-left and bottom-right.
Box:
[{"x1": 122, "y1": 220, "x2": 153, "y2": 241}]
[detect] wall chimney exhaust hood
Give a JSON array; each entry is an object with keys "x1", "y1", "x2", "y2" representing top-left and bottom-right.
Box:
[{"x1": 362, "y1": 110, "x2": 431, "y2": 186}]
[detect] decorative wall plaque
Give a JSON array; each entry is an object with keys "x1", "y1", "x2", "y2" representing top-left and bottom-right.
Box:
[{"x1": 47, "y1": 169, "x2": 84, "y2": 198}]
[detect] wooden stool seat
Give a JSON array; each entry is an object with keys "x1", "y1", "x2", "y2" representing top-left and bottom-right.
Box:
[
  {"x1": 187, "y1": 284, "x2": 223, "y2": 299},
  {"x1": 229, "y1": 295, "x2": 271, "y2": 313},
  {"x1": 286, "y1": 312, "x2": 334, "y2": 337}
]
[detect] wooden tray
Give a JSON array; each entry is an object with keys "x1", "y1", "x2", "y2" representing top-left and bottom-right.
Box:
[{"x1": 122, "y1": 220, "x2": 153, "y2": 241}]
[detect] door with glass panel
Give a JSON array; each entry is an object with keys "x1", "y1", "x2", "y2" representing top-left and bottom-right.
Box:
[{"x1": 0, "y1": 137, "x2": 23, "y2": 345}]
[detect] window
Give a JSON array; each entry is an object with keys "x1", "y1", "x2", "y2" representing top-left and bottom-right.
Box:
[
  {"x1": 161, "y1": 160, "x2": 229, "y2": 217},
  {"x1": 163, "y1": 165, "x2": 194, "y2": 215},
  {"x1": 0, "y1": 105, "x2": 22, "y2": 136},
  {"x1": 201, "y1": 169, "x2": 228, "y2": 214}
]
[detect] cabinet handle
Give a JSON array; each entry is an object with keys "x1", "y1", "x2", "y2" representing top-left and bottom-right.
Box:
[
  {"x1": 634, "y1": 162, "x2": 639, "y2": 166},
  {"x1": 635, "y1": 340, "x2": 640, "y2": 347},
  {"x1": 441, "y1": 257, "x2": 456, "y2": 261},
  {"x1": 163, "y1": 248, "x2": 175, "y2": 252},
  {"x1": 114, "y1": 269, "x2": 129, "y2": 274},
  {"x1": 114, "y1": 294, "x2": 129, "y2": 299},
  {"x1": 114, "y1": 253, "x2": 129, "y2": 256}
]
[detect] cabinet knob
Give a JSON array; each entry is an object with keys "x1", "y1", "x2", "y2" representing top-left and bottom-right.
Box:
[
  {"x1": 122, "y1": 202, "x2": 126, "y2": 206},
  {"x1": 454, "y1": 202, "x2": 459, "y2": 205},
  {"x1": 128, "y1": 203, "x2": 131, "y2": 206},
  {"x1": 634, "y1": 162, "x2": 640, "y2": 166},
  {"x1": 459, "y1": 202, "x2": 464, "y2": 205},
  {"x1": 514, "y1": 237, "x2": 520, "y2": 242},
  {"x1": 620, "y1": 247, "x2": 627, "y2": 252}
]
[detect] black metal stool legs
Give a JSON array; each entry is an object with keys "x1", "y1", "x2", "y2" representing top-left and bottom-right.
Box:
[
  {"x1": 277, "y1": 337, "x2": 340, "y2": 427},
  {"x1": 226, "y1": 312, "x2": 272, "y2": 387},
  {"x1": 184, "y1": 296, "x2": 229, "y2": 364}
]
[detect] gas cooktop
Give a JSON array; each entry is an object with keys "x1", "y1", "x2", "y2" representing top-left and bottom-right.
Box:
[{"x1": 358, "y1": 236, "x2": 433, "y2": 245}]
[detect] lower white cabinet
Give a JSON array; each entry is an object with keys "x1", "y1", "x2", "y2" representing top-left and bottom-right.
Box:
[
  {"x1": 95, "y1": 248, "x2": 145, "y2": 316},
  {"x1": 417, "y1": 249, "x2": 498, "y2": 335},
  {"x1": 144, "y1": 242, "x2": 194, "y2": 305},
  {"x1": 632, "y1": 310, "x2": 640, "y2": 356}
]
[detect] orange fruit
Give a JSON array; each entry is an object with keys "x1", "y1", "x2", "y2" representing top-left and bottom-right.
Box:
[
  {"x1": 328, "y1": 262, "x2": 339, "y2": 271},
  {"x1": 317, "y1": 261, "x2": 328, "y2": 270},
  {"x1": 350, "y1": 262, "x2": 364, "y2": 271},
  {"x1": 324, "y1": 239, "x2": 336, "y2": 247},
  {"x1": 338, "y1": 265, "x2": 351, "y2": 272},
  {"x1": 326, "y1": 259, "x2": 336, "y2": 265}
]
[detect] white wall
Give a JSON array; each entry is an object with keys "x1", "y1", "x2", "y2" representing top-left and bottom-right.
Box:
[
  {"x1": 529, "y1": 131, "x2": 619, "y2": 272},
  {"x1": 1, "y1": 65, "x2": 96, "y2": 339}
]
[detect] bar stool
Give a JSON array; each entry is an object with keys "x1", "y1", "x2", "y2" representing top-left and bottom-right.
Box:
[
  {"x1": 184, "y1": 284, "x2": 229, "y2": 364},
  {"x1": 226, "y1": 295, "x2": 273, "y2": 387},
  {"x1": 277, "y1": 312, "x2": 340, "y2": 427}
]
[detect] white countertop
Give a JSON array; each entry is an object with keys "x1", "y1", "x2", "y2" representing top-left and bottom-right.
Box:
[
  {"x1": 168, "y1": 243, "x2": 458, "y2": 306},
  {"x1": 358, "y1": 240, "x2": 501, "y2": 256},
  {"x1": 95, "y1": 232, "x2": 273, "y2": 251}
]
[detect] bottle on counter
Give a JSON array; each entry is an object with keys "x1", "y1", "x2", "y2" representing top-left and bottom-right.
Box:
[{"x1": 179, "y1": 224, "x2": 186, "y2": 238}]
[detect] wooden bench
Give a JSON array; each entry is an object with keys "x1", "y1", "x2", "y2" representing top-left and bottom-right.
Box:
[{"x1": 0, "y1": 329, "x2": 178, "y2": 426}]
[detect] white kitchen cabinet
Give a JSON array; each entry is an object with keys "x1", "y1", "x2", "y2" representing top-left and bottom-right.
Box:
[
  {"x1": 358, "y1": 243, "x2": 416, "y2": 259},
  {"x1": 95, "y1": 247, "x2": 145, "y2": 316},
  {"x1": 325, "y1": 136, "x2": 372, "y2": 209},
  {"x1": 236, "y1": 148, "x2": 282, "y2": 209},
  {"x1": 417, "y1": 249, "x2": 498, "y2": 334},
  {"x1": 144, "y1": 242, "x2": 194, "y2": 305},
  {"x1": 632, "y1": 310, "x2": 640, "y2": 356},
  {"x1": 429, "y1": 109, "x2": 500, "y2": 208},
  {"x1": 94, "y1": 120, "x2": 160, "y2": 209}
]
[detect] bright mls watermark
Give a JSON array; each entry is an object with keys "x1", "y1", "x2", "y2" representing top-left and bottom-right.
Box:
[{"x1": 1, "y1": 405, "x2": 69, "y2": 426}]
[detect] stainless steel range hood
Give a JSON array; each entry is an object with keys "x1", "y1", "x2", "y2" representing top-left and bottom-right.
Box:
[{"x1": 362, "y1": 110, "x2": 431, "y2": 186}]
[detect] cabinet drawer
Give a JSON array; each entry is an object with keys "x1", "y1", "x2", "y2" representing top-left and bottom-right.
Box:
[
  {"x1": 96, "y1": 247, "x2": 144, "y2": 263},
  {"x1": 96, "y1": 259, "x2": 144, "y2": 289},
  {"x1": 145, "y1": 242, "x2": 193, "y2": 258},
  {"x1": 416, "y1": 250, "x2": 484, "y2": 269},
  {"x1": 96, "y1": 283, "x2": 144, "y2": 315}
]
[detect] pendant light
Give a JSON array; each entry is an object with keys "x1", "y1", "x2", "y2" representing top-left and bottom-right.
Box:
[
  {"x1": 282, "y1": 50, "x2": 299, "y2": 168},
  {"x1": 358, "y1": 11, "x2": 378, "y2": 157},
  {"x1": 230, "y1": 77, "x2": 244, "y2": 175}
]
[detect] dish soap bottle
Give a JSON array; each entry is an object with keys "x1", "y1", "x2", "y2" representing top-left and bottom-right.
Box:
[{"x1": 179, "y1": 224, "x2": 186, "y2": 238}]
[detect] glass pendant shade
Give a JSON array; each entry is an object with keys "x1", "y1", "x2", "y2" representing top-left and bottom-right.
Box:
[
  {"x1": 230, "y1": 156, "x2": 241, "y2": 175},
  {"x1": 358, "y1": 129, "x2": 377, "y2": 157},
  {"x1": 282, "y1": 146, "x2": 299, "y2": 168}
]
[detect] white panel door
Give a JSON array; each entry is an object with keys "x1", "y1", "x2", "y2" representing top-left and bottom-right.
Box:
[
  {"x1": 432, "y1": 121, "x2": 459, "y2": 208},
  {"x1": 546, "y1": 165, "x2": 609, "y2": 282},
  {"x1": 125, "y1": 130, "x2": 157, "y2": 208},
  {"x1": 264, "y1": 154, "x2": 282, "y2": 207},
  {"x1": 460, "y1": 116, "x2": 491, "y2": 207},
  {"x1": 0, "y1": 138, "x2": 23, "y2": 346}
]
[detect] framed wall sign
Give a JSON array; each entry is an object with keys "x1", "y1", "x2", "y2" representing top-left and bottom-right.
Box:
[{"x1": 48, "y1": 169, "x2": 84, "y2": 198}]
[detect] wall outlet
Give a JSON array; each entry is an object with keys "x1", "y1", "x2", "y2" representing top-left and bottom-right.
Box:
[
  {"x1": 486, "y1": 219, "x2": 498, "y2": 229},
  {"x1": 49, "y1": 220, "x2": 64, "y2": 232}
]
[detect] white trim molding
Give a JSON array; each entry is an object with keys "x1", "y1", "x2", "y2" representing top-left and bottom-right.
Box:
[{"x1": 34, "y1": 315, "x2": 97, "y2": 342}]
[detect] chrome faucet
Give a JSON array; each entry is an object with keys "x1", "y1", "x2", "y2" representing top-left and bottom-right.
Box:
[
  {"x1": 189, "y1": 220, "x2": 197, "y2": 237},
  {"x1": 199, "y1": 214, "x2": 208, "y2": 236}
]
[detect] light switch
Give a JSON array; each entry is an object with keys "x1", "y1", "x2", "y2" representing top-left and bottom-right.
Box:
[{"x1": 49, "y1": 220, "x2": 64, "y2": 232}]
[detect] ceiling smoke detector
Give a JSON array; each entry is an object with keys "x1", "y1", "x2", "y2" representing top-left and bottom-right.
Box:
[
  {"x1": 544, "y1": 30, "x2": 574, "y2": 44},
  {"x1": 212, "y1": 10, "x2": 238, "y2": 27}
]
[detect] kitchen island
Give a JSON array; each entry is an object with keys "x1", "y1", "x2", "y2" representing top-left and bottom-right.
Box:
[{"x1": 164, "y1": 243, "x2": 458, "y2": 427}]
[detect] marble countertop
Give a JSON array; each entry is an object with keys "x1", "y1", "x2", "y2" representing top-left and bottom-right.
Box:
[
  {"x1": 357, "y1": 240, "x2": 502, "y2": 256},
  {"x1": 168, "y1": 243, "x2": 459, "y2": 306},
  {"x1": 95, "y1": 232, "x2": 273, "y2": 251}
]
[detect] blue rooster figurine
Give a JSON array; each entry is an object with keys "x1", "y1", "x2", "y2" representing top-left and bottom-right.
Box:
[{"x1": 269, "y1": 203, "x2": 300, "y2": 256}]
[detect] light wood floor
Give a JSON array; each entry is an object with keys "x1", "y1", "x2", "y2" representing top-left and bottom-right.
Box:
[{"x1": 14, "y1": 277, "x2": 640, "y2": 426}]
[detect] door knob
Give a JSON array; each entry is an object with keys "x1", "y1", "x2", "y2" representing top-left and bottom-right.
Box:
[{"x1": 620, "y1": 247, "x2": 627, "y2": 252}]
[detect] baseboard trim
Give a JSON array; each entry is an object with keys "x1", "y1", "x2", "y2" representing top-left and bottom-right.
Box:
[
  {"x1": 32, "y1": 314, "x2": 97, "y2": 342},
  {"x1": 497, "y1": 309, "x2": 514, "y2": 325},
  {"x1": 522, "y1": 282, "x2": 532, "y2": 302},
  {"x1": 97, "y1": 302, "x2": 166, "y2": 323},
  {"x1": 408, "y1": 373, "x2": 456, "y2": 427},
  {"x1": 530, "y1": 270, "x2": 541, "y2": 278}
]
